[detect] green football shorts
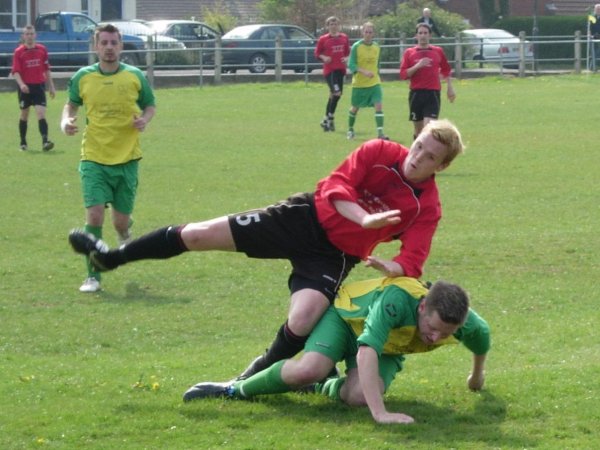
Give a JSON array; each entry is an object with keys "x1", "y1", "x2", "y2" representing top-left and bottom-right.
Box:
[
  {"x1": 351, "y1": 84, "x2": 383, "y2": 108},
  {"x1": 305, "y1": 306, "x2": 404, "y2": 391},
  {"x1": 79, "y1": 160, "x2": 139, "y2": 214}
]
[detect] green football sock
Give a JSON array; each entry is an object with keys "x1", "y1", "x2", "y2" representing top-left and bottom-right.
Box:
[
  {"x1": 315, "y1": 376, "x2": 345, "y2": 401},
  {"x1": 84, "y1": 224, "x2": 102, "y2": 281},
  {"x1": 348, "y1": 110, "x2": 357, "y2": 130},
  {"x1": 233, "y1": 360, "x2": 291, "y2": 398},
  {"x1": 375, "y1": 111, "x2": 384, "y2": 133}
]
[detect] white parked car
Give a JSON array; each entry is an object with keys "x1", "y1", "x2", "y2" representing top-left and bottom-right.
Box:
[{"x1": 461, "y1": 28, "x2": 533, "y2": 67}]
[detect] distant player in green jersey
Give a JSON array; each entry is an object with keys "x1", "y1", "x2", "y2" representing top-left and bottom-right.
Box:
[
  {"x1": 61, "y1": 23, "x2": 156, "y2": 293},
  {"x1": 347, "y1": 22, "x2": 387, "y2": 140},
  {"x1": 184, "y1": 277, "x2": 490, "y2": 425}
]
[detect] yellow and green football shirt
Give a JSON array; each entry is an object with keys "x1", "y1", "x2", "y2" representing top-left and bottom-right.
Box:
[
  {"x1": 68, "y1": 62, "x2": 156, "y2": 165},
  {"x1": 334, "y1": 277, "x2": 490, "y2": 356},
  {"x1": 348, "y1": 39, "x2": 381, "y2": 88}
]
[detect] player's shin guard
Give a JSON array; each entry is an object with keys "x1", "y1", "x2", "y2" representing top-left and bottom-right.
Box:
[
  {"x1": 239, "y1": 322, "x2": 307, "y2": 379},
  {"x1": 106, "y1": 225, "x2": 188, "y2": 268},
  {"x1": 330, "y1": 94, "x2": 341, "y2": 115},
  {"x1": 38, "y1": 118, "x2": 49, "y2": 141},
  {"x1": 348, "y1": 110, "x2": 357, "y2": 129},
  {"x1": 84, "y1": 224, "x2": 103, "y2": 281},
  {"x1": 19, "y1": 120, "x2": 27, "y2": 144},
  {"x1": 234, "y1": 361, "x2": 291, "y2": 398}
]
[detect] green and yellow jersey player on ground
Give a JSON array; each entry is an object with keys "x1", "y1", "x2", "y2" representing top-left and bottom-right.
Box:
[{"x1": 184, "y1": 276, "x2": 491, "y2": 425}]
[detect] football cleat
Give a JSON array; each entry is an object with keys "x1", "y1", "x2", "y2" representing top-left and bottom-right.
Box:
[
  {"x1": 328, "y1": 120, "x2": 335, "y2": 132},
  {"x1": 236, "y1": 354, "x2": 266, "y2": 381},
  {"x1": 79, "y1": 277, "x2": 101, "y2": 293},
  {"x1": 320, "y1": 119, "x2": 330, "y2": 132},
  {"x1": 42, "y1": 141, "x2": 55, "y2": 151},
  {"x1": 183, "y1": 382, "x2": 236, "y2": 402},
  {"x1": 19, "y1": 144, "x2": 28, "y2": 151},
  {"x1": 69, "y1": 229, "x2": 108, "y2": 255},
  {"x1": 68, "y1": 230, "x2": 114, "y2": 272},
  {"x1": 346, "y1": 130, "x2": 355, "y2": 140}
]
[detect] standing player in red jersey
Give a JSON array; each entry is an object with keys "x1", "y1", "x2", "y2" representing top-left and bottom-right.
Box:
[
  {"x1": 11, "y1": 25, "x2": 56, "y2": 152},
  {"x1": 400, "y1": 23, "x2": 455, "y2": 140},
  {"x1": 68, "y1": 120, "x2": 465, "y2": 381},
  {"x1": 315, "y1": 16, "x2": 350, "y2": 132}
]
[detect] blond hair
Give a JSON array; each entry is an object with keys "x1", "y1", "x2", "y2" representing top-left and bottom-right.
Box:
[{"x1": 423, "y1": 119, "x2": 465, "y2": 164}]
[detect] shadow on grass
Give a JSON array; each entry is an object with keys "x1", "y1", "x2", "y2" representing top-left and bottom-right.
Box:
[
  {"x1": 93, "y1": 281, "x2": 195, "y2": 306},
  {"x1": 178, "y1": 390, "x2": 535, "y2": 448}
]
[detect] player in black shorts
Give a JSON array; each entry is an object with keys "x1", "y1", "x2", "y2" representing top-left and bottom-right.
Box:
[
  {"x1": 68, "y1": 122, "x2": 466, "y2": 382},
  {"x1": 409, "y1": 89, "x2": 441, "y2": 123},
  {"x1": 11, "y1": 25, "x2": 56, "y2": 151}
]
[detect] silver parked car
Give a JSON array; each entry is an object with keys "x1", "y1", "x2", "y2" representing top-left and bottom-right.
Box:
[
  {"x1": 99, "y1": 20, "x2": 186, "y2": 65},
  {"x1": 461, "y1": 28, "x2": 533, "y2": 67}
]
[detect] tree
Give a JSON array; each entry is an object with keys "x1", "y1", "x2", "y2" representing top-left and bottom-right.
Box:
[
  {"x1": 259, "y1": 0, "x2": 357, "y2": 34},
  {"x1": 374, "y1": 1, "x2": 468, "y2": 40},
  {"x1": 200, "y1": 0, "x2": 238, "y2": 34}
]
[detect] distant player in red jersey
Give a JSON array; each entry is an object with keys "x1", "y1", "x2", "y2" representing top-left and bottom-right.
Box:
[
  {"x1": 11, "y1": 25, "x2": 56, "y2": 151},
  {"x1": 315, "y1": 16, "x2": 350, "y2": 132},
  {"x1": 69, "y1": 120, "x2": 465, "y2": 383},
  {"x1": 400, "y1": 23, "x2": 455, "y2": 140}
]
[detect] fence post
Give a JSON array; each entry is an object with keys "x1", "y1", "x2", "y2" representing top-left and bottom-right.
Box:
[
  {"x1": 399, "y1": 32, "x2": 406, "y2": 62},
  {"x1": 275, "y1": 35, "x2": 282, "y2": 81},
  {"x1": 146, "y1": 35, "x2": 154, "y2": 88},
  {"x1": 214, "y1": 35, "x2": 222, "y2": 85},
  {"x1": 88, "y1": 35, "x2": 95, "y2": 65},
  {"x1": 198, "y1": 47, "x2": 203, "y2": 87},
  {"x1": 454, "y1": 32, "x2": 462, "y2": 79},
  {"x1": 518, "y1": 31, "x2": 526, "y2": 77},
  {"x1": 574, "y1": 30, "x2": 582, "y2": 74}
]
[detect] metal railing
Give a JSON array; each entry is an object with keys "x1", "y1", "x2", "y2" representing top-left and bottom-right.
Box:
[{"x1": 2, "y1": 32, "x2": 599, "y2": 84}]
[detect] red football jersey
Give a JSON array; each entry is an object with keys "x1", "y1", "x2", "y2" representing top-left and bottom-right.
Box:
[
  {"x1": 11, "y1": 43, "x2": 51, "y2": 84},
  {"x1": 314, "y1": 139, "x2": 441, "y2": 277}
]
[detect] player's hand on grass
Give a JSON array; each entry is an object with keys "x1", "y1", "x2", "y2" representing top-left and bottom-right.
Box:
[
  {"x1": 361, "y1": 210, "x2": 401, "y2": 229},
  {"x1": 467, "y1": 371, "x2": 485, "y2": 391},
  {"x1": 372, "y1": 411, "x2": 415, "y2": 425}
]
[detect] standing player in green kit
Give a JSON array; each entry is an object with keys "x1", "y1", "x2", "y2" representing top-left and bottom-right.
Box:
[{"x1": 61, "y1": 24, "x2": 156, "y2": 293}]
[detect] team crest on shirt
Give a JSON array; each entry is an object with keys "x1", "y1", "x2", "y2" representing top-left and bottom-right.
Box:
[{"x1": 385, "y1": 303, "x2": 398, "y2": 317}]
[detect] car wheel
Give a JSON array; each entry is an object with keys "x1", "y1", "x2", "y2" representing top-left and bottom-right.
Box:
[
  {"x1": 121, "y1": 50, "x2": 140, "y2": 66},
  {"x1": 248, "y1": 53, "x2": 267, "y2": 74}
]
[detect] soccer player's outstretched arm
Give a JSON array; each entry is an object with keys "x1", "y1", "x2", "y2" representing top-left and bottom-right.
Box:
[{"x1": 357, "y1": 345, "x2": 414, "y2": 424}]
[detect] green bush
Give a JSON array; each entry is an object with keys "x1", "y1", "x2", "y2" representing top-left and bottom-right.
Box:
[{"x1": 372, "y1": 1, "x2": 468, "y2": 64}]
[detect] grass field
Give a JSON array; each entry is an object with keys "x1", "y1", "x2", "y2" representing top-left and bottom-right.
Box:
[{"x1": 1, "y1": 75, "x2": 599, "y2": 449}]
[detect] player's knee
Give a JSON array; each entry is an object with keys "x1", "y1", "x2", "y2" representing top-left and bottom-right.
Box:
[
  {"x1": 293, "y1": 364, "x2": 331, "y2": 385},
  {"x1": 341, "y1": 384, "x2": 368, "y2": 406}
]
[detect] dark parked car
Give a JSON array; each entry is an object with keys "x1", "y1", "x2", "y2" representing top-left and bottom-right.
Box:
[{"x1": 220, "y1": 24, "x2": 318, "y2": 73}]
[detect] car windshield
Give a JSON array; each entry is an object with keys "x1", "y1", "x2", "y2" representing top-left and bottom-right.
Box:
[
  {"x1": 147, "y1": 21, "x2": 169, "y2": 33},
  {"x1": 223, "y1": 25, "x2": 262, "y2": 39},
  {"x1": 106, "y1": 22, "x2": 154, "y2": 36}
]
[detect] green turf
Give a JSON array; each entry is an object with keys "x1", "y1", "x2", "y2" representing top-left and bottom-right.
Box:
[{"x1": 1, "y1": 75, "x2": 599, "y2": 449}]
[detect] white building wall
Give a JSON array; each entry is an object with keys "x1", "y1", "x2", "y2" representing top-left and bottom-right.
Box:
[
  {"x1": 36, "y1": 0, "x2": 137, "y2": 22},
  {"x1": 38, "y1": 0, "x2": 83, "y2": 14}
]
